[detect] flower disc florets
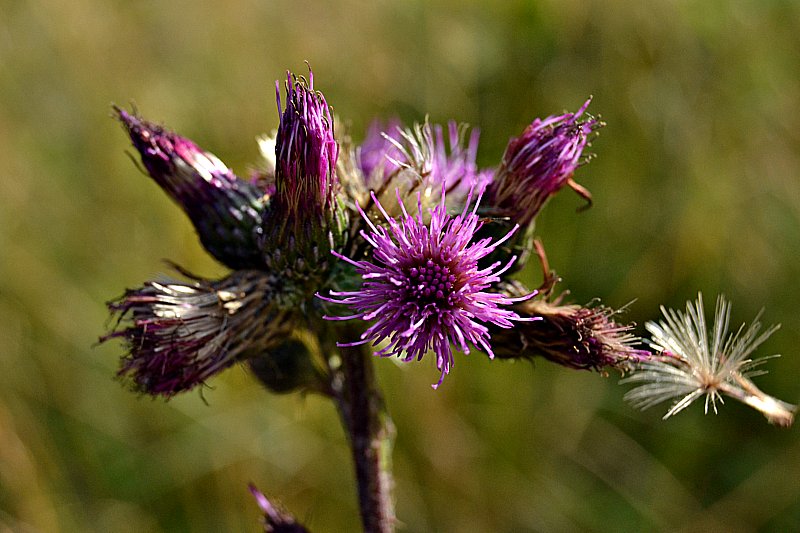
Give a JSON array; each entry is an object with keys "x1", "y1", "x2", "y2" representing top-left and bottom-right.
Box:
[{"x1": 321, "y1": 188, "x2": 531, "y2": 388}]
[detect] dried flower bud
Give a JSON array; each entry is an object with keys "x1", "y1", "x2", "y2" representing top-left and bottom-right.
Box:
[
  {"x1": 490, "y1": 283, "x2": 651, "y2": 373},
  {"x1": 488, "y1": 98, "x2": 600, "y2": 227},
  {"x1": 116, "y1": 107, "x2": 267, "y2": 269},
  {"x1": 102, "y1": 270, "x2": 292, "y2": 397},
  {"x1": 249, "y1": 484, "x2": 310, "y2": 533}
]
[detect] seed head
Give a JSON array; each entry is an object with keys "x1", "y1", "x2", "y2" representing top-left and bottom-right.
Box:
[{"x1": 623, "y1": 294, "x2": 795, "y2": 426}]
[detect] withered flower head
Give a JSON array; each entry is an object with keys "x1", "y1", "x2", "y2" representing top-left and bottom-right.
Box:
[
  {"x1": 490, "y1": 282, "x2": 652, "y2": 373},
  {"x1": 104, "y1": 270, "x2": 292, "y2": 397}
]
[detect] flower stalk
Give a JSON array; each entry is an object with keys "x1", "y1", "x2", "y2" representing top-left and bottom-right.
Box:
[{"x1": 328, "y1": 326, "x2": 396, "y2": 533}]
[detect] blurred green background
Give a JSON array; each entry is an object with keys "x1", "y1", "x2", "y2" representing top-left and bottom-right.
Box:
[{"x1": 2, "y1": 0, "x2": 799, "y2": 531}]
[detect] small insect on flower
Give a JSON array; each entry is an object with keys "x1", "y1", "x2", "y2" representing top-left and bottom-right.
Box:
[
  {"x1": 622, "y1": 294, "x2": 795, "y2": 426},
  {"x1": 319, "y1": 187, "x2": 536, "y2": 388}
]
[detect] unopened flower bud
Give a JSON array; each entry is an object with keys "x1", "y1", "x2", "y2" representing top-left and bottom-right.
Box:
[
  {"x1": 260, "y1": 69, "x2": 347, "y2": 294},
  {"x1": 488, "y1": 99, "x2": 600, "y2": 228},
  {"x1": 248, "y1": 337, "x2": 328, "y2": 395},
  {"x1": 116, "y1": 108, "x2": 268, "y2": 269},
  {"x1": 249, "y1": 484, "x2": 310, "y2": 533},
  {"x1": 267, "y1": 69, "x2": 342, "y2": 237}
]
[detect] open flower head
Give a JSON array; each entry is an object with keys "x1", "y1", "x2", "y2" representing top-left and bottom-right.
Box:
[
  {"x1": 623, "y1": 294, "x2": 795, "y2": 426},
  {"x1": 488, "y1": 98, "x2": 600, "y2": 227},
  {"x1": 351, "y1": 120, "x2": 493, "y2": 219},
  {"x1": 321, "y1": 188, "x2": 532, "y2": 388},
  {"x1": 358, "y1": 117, "x2": 405, "y2": 181}
]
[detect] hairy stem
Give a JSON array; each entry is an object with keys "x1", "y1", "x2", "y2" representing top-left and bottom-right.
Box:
[{"x1": 331, "y1": 335, "x2": 396, "y2": 532}]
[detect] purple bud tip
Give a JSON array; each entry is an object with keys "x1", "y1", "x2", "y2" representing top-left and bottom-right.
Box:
[
  {"x1": 249, "y1": 483, "x2": 309, "y2": 533},
  {"x1": 114, "y1": 106, "x2": 268, "y2": 269},
  {"x1": 489, "y1": 98, "x2": 601, "y2": 226},
  {"x1": 274, "y1": 68, "x2": 339, "y2": 217},
  {"x1": 115, "y1": 107, "x2": 240, "y2": 199}
]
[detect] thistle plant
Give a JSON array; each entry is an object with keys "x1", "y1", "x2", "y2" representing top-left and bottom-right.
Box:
[{"x1": 102, "y1": 67, "x2": 796, "y2": 532}]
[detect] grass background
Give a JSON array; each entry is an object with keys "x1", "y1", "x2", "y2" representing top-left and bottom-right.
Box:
[{"x1": 1, "y1": 1, "x2": 799, "y2": 531}]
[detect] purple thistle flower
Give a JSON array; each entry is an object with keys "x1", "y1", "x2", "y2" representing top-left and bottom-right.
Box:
[
  {"x1": 102, "y1": 270, "x2": 292, "y2": 397},
  {"x1": 116, "y1": 107, "x2": 267, "y2": 270},
  {"x1": 272, "y1": 69, "x2": 339, "y2": 222},
  {"x1": 359, "y1": 120, "x2": 493, "y2": 222},
  {"x1": 431, "y1": 121, "x2": 493, "y2": 201},
  {"x1": 389, "y1": 121, "x2": 490, "y2": 199},
  {"x1": 320, "y1": 188, "x2": 533, "y2": 388},
  {"x1": 488, "y1": 98, "x2": 600, "y2": 227},
  {"x1": 358, "y1": 117, "x2": 405, "y2": 180}
]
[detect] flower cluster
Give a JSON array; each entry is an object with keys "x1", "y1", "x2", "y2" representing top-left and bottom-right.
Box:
[
  {"x1": 103, "y1": 65, "x2": 793, "y2": 426},
  {"x1": 105, "y1": 67, "x2": 606, "y2": 394}
]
